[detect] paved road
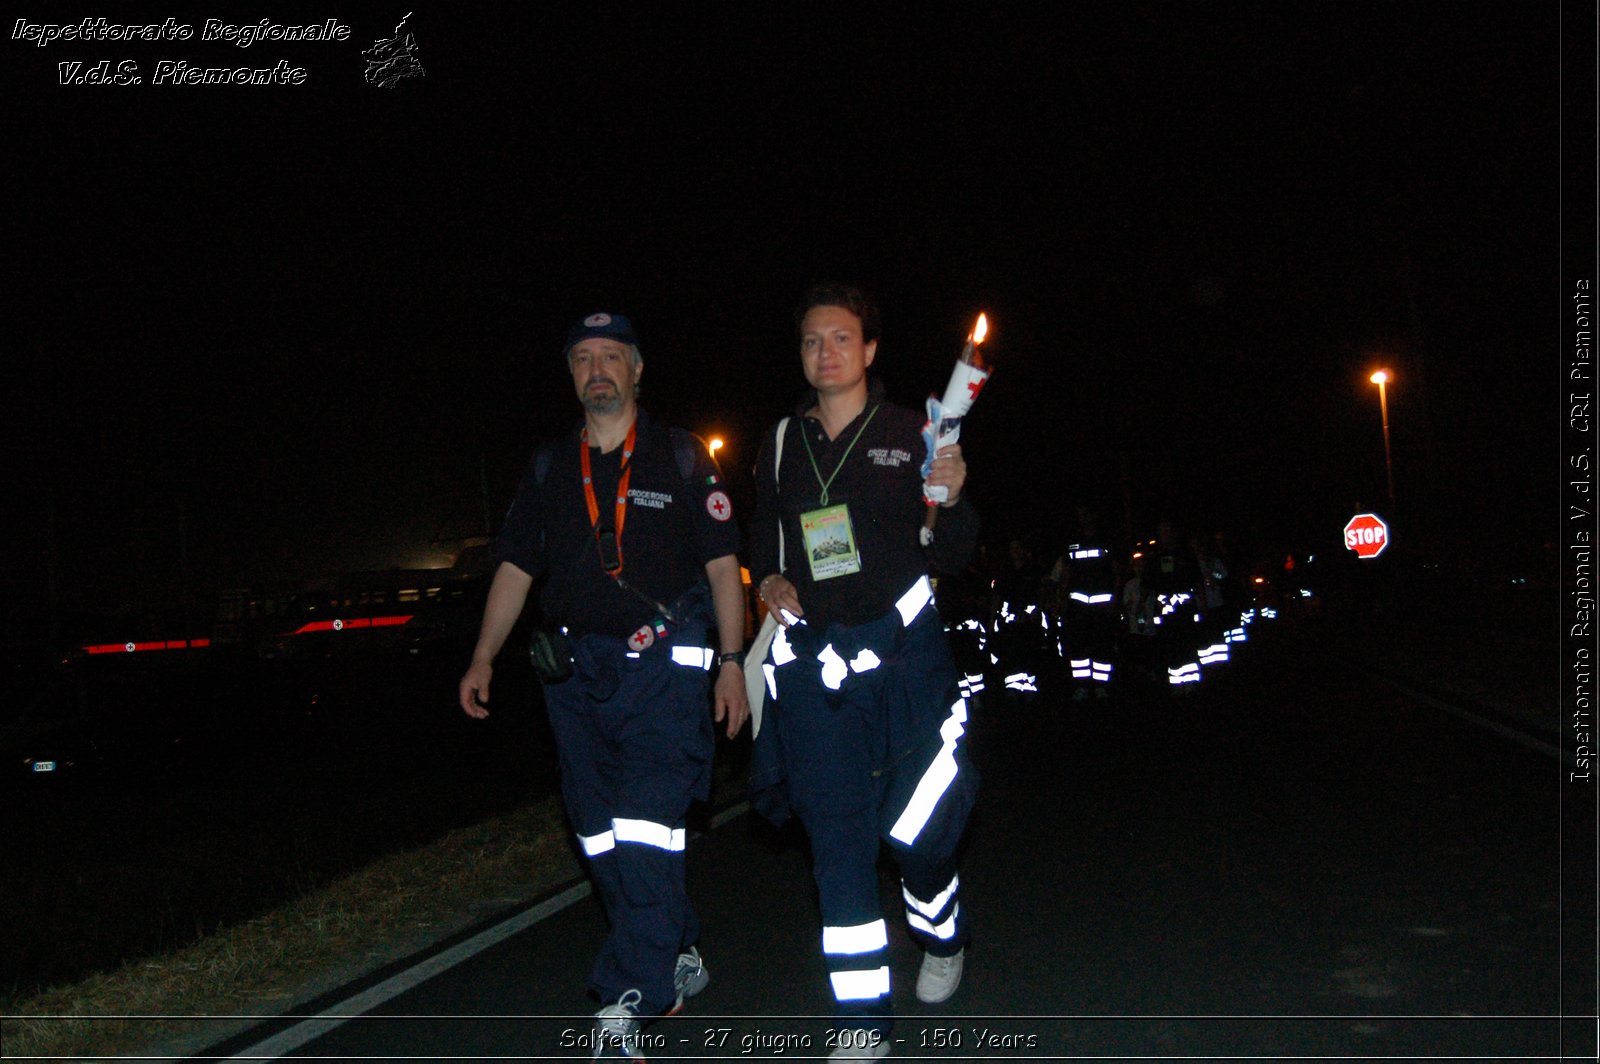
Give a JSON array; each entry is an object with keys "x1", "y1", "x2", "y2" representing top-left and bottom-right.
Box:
[{"x1": 199, "y1": 628, "x2": 1593, "y2": 1061}]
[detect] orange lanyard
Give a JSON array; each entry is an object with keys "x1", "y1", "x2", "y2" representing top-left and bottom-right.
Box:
[{"x1": 580, "y1": 421, "x2": 637, "y2": 573}]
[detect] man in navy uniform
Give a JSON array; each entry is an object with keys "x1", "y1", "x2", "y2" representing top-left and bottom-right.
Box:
[
  {"x1": 750, "y1": 284, "x2": 979, "y2": 1059},
  {"x1": 459, "y1": 312, "x2": 748, "y2": 1061},
  {"x1": 1053, "y1": 505, "x2": 1122, "y2": 700}
]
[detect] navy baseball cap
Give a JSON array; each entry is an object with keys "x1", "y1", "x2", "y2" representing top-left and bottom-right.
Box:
[{"x1": 564, "y1": 311, "x2": 638, "y2": 353}]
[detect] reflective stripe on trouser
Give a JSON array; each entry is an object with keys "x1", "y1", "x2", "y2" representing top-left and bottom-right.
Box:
[
  {"x1": 1064, "y1": 600, "x2": 1119, "y2": 685},
  {"x1": 903, "y1": 870, "x2": 962, "y2": 944},
  {"x1": 544, "y1": 636, "x2": 714, "y2": 1016},
  {"x1": 771, "y1": 596, "x2": 977, "y2": 1029}
]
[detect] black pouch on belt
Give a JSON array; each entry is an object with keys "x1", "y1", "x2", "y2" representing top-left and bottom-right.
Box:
[{"x1": 528, "y1": 626, "x2": 575, "y2": 683}]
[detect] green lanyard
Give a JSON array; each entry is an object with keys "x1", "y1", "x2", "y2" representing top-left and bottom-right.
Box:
[{"x1": 800, "y1": 403, "x2": 880, "y2": 506}]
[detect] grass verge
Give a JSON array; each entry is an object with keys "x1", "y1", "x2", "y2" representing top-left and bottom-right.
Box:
[{"x1": 0, "y1": 796, "x2": 580, "y2": 1062}]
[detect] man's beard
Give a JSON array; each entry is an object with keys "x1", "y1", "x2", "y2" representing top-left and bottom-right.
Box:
[{"x1": 582, "y1": 385, "x2": 625, "y2": 414}]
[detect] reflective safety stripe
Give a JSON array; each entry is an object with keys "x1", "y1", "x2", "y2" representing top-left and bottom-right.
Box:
[
  {"x1": 671, "y1": 645, "x2": 713, "y2": 669},
  {"x1": 1004, "y1": 672, "x2": 1037, "y2": 691},
  {"x1": 1070, "y1": 591, "x2": 1115, "y2": 604},
  {"x1": 1199, "y1": 644, "x2": 1230, "y2": 664},
  {"x1": 822, "y1": 919, "x2": 888, "y2": 955},
  {"x1": 771, "y1": 624, "x2": 797, "y2": 666},
  {"x1": 1157, "y1": 592, "x2": 1192, "y2": 617},
  {"x1": 850, "y1": 648, "x2": 882, "y2": 673},
  {"x1": 818, "y1": 643, "x2": 849, "y2": 690},
  {"x1": 907, "y1": 903, "x2": 961, "y2": 940},
  {"x1": 763, "y1": 662, "x2": 778, "y2": 699},
  {"x1": 830, "y1": 966, "x2": 891, "y2": 1001},
  {"x1": 1168, "y1": 663, "x2": 1201, "y2": 685},
  {"x1": 1070, "y1": 547, "x2": 1104, "y2": 560},
  {"x1": 889, "y1": 699, "x2": 968, "y2": 845},
  {"x1": 903, "y1": 874, "x2": 959, "y2": 918},
  {"x1": 612, "y1": 818, "x2": 686, "y2": 851},
  {"x1": 578, "y1": 830, "x2": 616, "y2": 857},
  {"x1": 895, "y1": 575, "x2": 934, "y2": 626}
]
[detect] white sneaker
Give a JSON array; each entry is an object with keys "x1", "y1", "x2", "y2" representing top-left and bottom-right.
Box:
[
  {"x1": 590, "y1": 988, "x2": 646, "y2": 1061},
  {"x1": 828, "y1": 1032, "x2": 891, "y2": 1059},
  {"x1": 667, "y1": 946, "x2": 709, "y2": 1014},
  {"x1": 915, "y1": 948, "x2": 964, "y2": 1004}
]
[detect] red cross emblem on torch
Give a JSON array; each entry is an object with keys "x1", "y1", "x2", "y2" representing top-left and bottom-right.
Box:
[{"x1": 924, "y1": 312, "x2": 992, "y2": 510}]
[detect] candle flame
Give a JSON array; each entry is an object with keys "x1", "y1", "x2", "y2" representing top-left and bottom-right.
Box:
[{"x1": 972, "y1": 313, "x2": 989, "y2": 345}]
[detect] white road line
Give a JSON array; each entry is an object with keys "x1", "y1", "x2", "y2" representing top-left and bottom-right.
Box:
[
  {"x1": 221, "y1": 881, "x2": 591, "y2": 1061},
  {"x1": 708, "y1": 799, "x2": 751, "y2": 831},
  {"x1": 217, "y1": 801, "x2": 753, "y2": 1061},
  {"x1": 1354, "y1": 668, "x2": 1569, "y2": 766}
]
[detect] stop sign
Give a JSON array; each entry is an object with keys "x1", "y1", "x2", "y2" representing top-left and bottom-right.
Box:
[{"x1": 1343, "y1": 512, "x2": 1390, "y2": 560}]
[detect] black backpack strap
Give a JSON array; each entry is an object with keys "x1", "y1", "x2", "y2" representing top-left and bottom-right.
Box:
[
  {"x1": 668, "y1": 427, "x2": 702, "y2": 482},
  {"x1": 533, "y1": 441, "x2": 555, "y2": 487}
]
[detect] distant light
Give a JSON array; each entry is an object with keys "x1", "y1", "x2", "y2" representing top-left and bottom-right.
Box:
[
  {"x1": 1370, "y1": 369, "x2": 1391, "y2": 385},
  {"x1": 708, "y1": 437, "x2": 724, "y2": 455},
  {"x1": 405, "y1": 552, "x2": 456, "y2": 570}
]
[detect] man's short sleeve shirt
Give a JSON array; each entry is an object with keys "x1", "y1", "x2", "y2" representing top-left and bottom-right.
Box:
[{"x1": 495, "y1": 411, "x2": 740, "y2": 637}]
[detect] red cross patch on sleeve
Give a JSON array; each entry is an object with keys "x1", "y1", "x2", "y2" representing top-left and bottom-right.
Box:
[{"x1": 706, "y1": 490, "x2": 732, "y2": 522}]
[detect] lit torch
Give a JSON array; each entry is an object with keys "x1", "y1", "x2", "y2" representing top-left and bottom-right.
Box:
[{"x1": 922, "y1": 312, "x2": 991, "y2": 508}]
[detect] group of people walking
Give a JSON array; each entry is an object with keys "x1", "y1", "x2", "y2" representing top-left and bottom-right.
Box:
[
  {"x1": 957, "y1": 517, "x2": 1270, "y2": 706},
  {"x1": 457, "y1": 285, "x2": 978, "y2": 1060}
]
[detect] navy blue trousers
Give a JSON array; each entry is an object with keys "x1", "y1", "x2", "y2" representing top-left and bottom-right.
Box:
[
  {"x1": 544, "y1": 635, "x2": 714, "y2": 1015},
  {"x1": 768, "y1": 583, "x2": 978, "y2": 1032}
]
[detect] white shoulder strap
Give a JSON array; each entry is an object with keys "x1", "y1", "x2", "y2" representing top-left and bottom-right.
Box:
[{"x1": 774, "y1": 417, "x2": 790, "y2": 571}]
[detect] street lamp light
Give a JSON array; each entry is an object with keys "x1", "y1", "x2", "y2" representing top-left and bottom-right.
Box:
[{"x1": 1369, "y1": 370, "x2": 1395, "y2": 504}]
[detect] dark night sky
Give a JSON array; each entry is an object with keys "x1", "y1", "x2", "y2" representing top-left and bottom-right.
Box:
[{"x1": 5, "y1": 4, "x2": 1563, "y2": 612}]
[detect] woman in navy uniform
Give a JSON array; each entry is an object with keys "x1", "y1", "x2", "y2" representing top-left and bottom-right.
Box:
[{"x1": 750, "y1": 285, "x2": 979, "y2": 1059}]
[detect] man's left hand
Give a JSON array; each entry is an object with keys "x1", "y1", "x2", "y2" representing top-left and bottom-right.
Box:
[{"x1": 713, "y1": 663, "x2": 749, "y2": 738}]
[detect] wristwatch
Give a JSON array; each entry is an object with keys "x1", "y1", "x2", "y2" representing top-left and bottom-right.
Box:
[{"x1": 717, "y1": 650, "x2": 745, "y2": 667}]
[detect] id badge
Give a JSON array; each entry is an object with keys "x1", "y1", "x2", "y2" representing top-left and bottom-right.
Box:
[{"x1": 801, "y1": 503, "x2": 862, "y2": 582}]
